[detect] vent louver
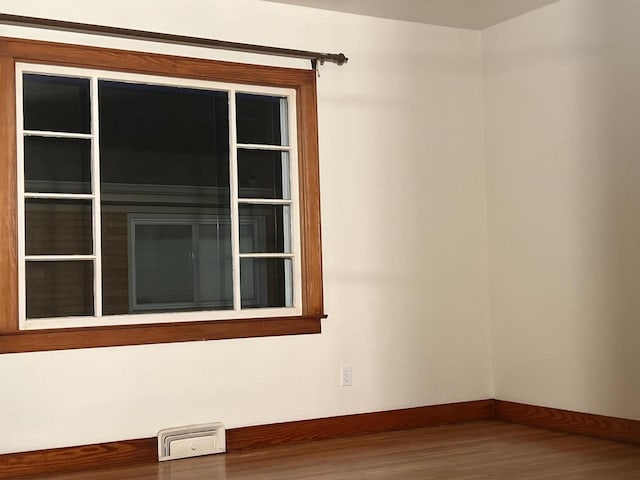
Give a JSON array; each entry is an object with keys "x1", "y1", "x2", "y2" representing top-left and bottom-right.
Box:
[{"x1": 158, "y1": 422, "x2": 226, "y2": 461}]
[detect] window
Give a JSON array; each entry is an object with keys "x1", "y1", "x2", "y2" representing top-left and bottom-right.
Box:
[
  {"x1": 18, "y1": 65, "x2": 301, "y2": 329},
  {"x1": 0, "y1": 38, "x2": 324, "y2": 352}
]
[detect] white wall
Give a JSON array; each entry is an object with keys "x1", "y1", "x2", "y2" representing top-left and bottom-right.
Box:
[
  {"x1": 0, "y1": 0, "x2": 492, "y2": 453},
  {"x1": 484, "y1": 0, "x2": 640, "y2": 420}
]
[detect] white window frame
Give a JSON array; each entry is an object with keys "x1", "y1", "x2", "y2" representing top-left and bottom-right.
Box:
[{"x1": 16, "y1": 63, "x2": 302, "y2": 330}]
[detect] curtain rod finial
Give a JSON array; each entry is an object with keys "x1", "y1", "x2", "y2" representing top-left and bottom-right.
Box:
[{"x1": 336, "y1": 53, "x2": 348, "y2": 65}]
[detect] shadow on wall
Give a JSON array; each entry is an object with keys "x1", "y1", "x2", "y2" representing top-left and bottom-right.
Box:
[
  {"x1": 321, "y1": 34, "x2": 488, "y2": 409},
  {"x1": 589, "y1": 1, "x2": 640, "y2": 417}
]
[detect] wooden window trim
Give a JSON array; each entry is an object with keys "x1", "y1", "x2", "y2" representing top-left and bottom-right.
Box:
[{"x1": 0, "y1": 37, "x2": 325, "y2": 353}]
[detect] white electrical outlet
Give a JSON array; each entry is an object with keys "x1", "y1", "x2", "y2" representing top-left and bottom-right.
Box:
[{"x1": 340, "y1": 366, "x2": 353, "y2": 386}]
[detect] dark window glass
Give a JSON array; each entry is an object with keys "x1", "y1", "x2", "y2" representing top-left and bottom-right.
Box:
[
  {"x1": 241, "y1": 258, "x2": 292, "y2": 308},
  {"x1": 197, "y1": 223, "x2": 233, "y2": 307},
  {"x1": 99, "y1": 81, "x2": 229, "y2": 204},
  {"x1": 239, "y1": 204, "x2": 290, "y2": 253},
  {"x1": 134, "y1": 224, "x2": 194, "y2": 305},
  {"x1": 25, "y1": 199, "x2": 92, "y2": 255},
  {"x1": 236, "y1": 94, "x2": 287, "y2": 146},
  {"x1": 23, "y1": 74, "x2": 91, "y2": 133},
  {"x1": 101, "y1": 212, "x2": 130, "y2": 315},
  {"x1": 24, "y1": 137, "x2": 91, "y2": 194},
  {"x1": 98, "y1": 81, "x2": 233, "y2": 316},
  {"x1": 26, "y1": 261, "x2": 94, "y2": 318},
  {"x1": 127, "y1": 221, "x2": 234, "y2": 313},
  {"x1": 238, "y1": 149, "x2": 289, "y2": 199}
]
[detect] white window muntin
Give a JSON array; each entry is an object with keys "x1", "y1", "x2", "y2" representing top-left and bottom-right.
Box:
[{"x1": 17, "y1": 62, "x2": 302, "y2": 330}]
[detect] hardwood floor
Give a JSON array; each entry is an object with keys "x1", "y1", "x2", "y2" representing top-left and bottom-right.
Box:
[{"x1": 26, "y1": 421, "x2": 640, "y2": 479}]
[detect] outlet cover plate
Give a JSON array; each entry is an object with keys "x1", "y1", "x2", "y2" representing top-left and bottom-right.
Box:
[{"x1": 340, "y1": 366, "x2": 353, "y2": 386}]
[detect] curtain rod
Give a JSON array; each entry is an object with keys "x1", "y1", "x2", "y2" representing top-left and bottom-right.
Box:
[{"x1": 0, "y1": 13, "x2": 348, "y2": 67}]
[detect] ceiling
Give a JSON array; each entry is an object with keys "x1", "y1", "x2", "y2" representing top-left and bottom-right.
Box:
[{"x1": 262, "y1": 0, "x2": 561, "y2": 30}]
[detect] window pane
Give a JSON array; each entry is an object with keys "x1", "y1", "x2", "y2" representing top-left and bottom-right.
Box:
[
  {"x1": 26, "y1": 261, "x2": 94, "y2": 318},
  {"x1": 98, "y1": 81, "x2": 233, "y2": 315},
  {"x1": 23, "y1": 74, "x2": 91, "y2": 133},
  {"x1": 238, "y1": 149, "x2": 290, "y2": 199},
  {"x1": 99, "y1": 81, "x2": 229, "y2": 203},
  {"x1": 134, "y1": 224, "x2": 194, "y2": 306},
  {"x1": 127, "y1": 221, "x2": 234, "y2": 312},
  {"x1": 236, "y1": 94, "x2": 288, "y2": 146},
  {"x1": 241, "y1": 258, "x2": 292, "y2": 308},
  {"x1": 198, "y1": 223, "x2": 233, "y2": 307},
  {"x1": 25, "y1": 199, "x2": 92, "y2": 255},
  {"x1": 101, "y1": 212, "x2": 130, "y2": 315},
  {"x1": 239, "y1": 204, "x2": 291, "y2": 253},
  {"x1": 24, "y1": 136, "x2": 91, "y2": 194}
]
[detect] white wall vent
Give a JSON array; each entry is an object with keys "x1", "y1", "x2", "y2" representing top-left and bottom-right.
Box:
[{"x1": 158, "y1": 422, "x2": 226, "y2": 461}]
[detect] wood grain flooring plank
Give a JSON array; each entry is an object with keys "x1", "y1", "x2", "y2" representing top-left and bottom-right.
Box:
[{"x1": 19, "y1": 421, "x2": 640, "y2": 480}]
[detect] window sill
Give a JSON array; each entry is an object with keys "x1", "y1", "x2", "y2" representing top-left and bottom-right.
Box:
[{"x1": 0, "y1": 314, "x2": 326, "y2": 353}]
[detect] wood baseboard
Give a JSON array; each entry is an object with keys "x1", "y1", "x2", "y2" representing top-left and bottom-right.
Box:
[
  {"x1": 495, "y1": 400, "x2": 640, "y2": 446},
  {"x1": 0, "y1": 399, "x2": 493, "y2": 479},
  {"x1": 227, "y1": 399, "x2": 495, "y2": 451}
]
